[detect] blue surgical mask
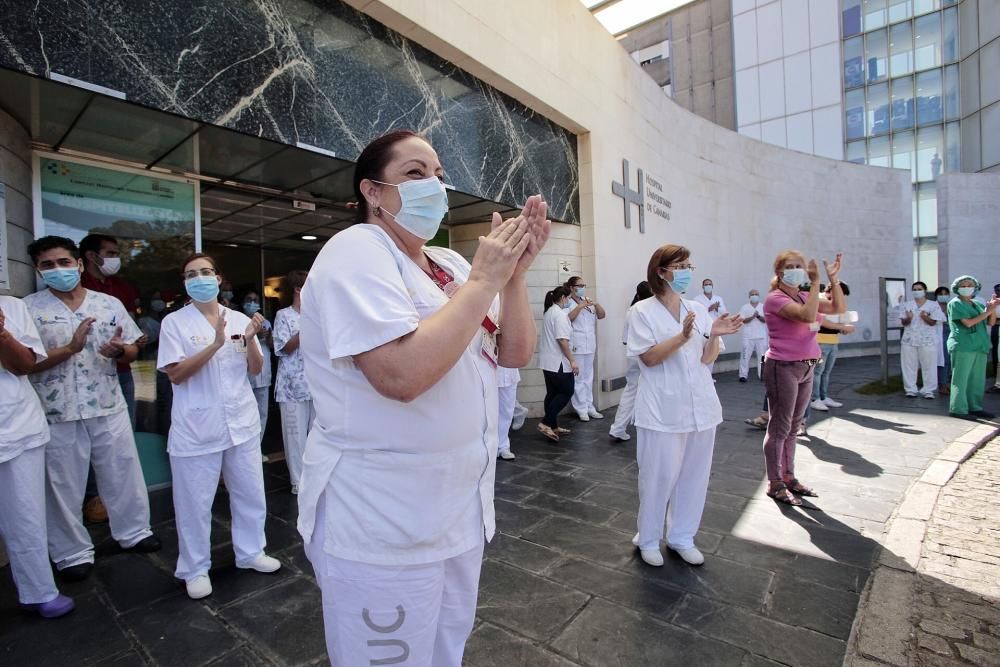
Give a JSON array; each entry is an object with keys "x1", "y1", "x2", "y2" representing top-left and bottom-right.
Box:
[
  {"x1": 575, "y1": 287, "x2": 586, "y2": 298},
  {"x1": 957, "y1": 287, "x2": 976, "y2": 298},
  {"x1": 703, "y1": 285, "x2": 713, "y2": 295},
  {"x1": 374, "y1": 176, "x2": 449, "y2": 241},
  {"x1": 40, "y1": 268, "x2": 81, "y2": 292},
  {"x1": 186, "y1": 276, "x2": 221, "y2": 303},
  {"x1": 663, "y1": 268, "x2": 692, "y2": 294},
  {"x1": 243, "y1": 302, "x2": 261, "y2": 315},
  {"x1": 782, "y1": 268, "x2": 807, "y2": 288},
  {"x1": 750, "y1": 295, "x2": 760, "y2": 304},
  {"x1": 220, "y1": 290, "x2": 234, "y2": 301},
  {"x1": 936, "y1": 295, "x2": 949, "y2": 303},
  {"x1": 912, "y1": 290, "x2": 925, "y2": 300}
]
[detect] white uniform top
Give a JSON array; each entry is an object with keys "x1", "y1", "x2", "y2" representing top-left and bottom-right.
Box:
[
  {"x1": 157, "y1": 304, "x2": 262, "y2": 457},
  {"x1": 900, "y1": 300, "x2": 944, "y2": 347},
  {"x1": 0, "y1": 296, "x2": 50, "y2": 463},
  {"x1": 694, "y1": 293, "x2": 727, "y2": 320},
  {"x1": 627, "y1": 297, "x2": 723, "y2": 433},
  {"x1": 538, "y1": 305, "x2": 573, "y2": 372},
  {"x1": 738, "y1": 302, "x2": 768, "y2": 340},
  {"x1": 497, "y1": 365, "x2": 521, "y2": 388},
  {"x1": 273, "y1": 306, "x2": 311, "y2": 403},
  {"x1": 247, "y1": 319, "x2": 272, "y2": 389},
  {"x1": 24, "y1": 288, "x2": 142, "y2": 423},
  {"x1": 297, "y1": 224, "x2": 499, "y2": 566},
  {"x1": 569, "y1": 301, "x2": 598, "y2": 354}
]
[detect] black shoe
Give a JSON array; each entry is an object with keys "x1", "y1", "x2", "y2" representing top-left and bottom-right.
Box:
[
  {"x1": 949, "y1": 412, "x2": 979, "y2": 421},
  {"x1": 126, "y1": 535, "x2": 162, "y2": 553},
  {"x1": 60, "y1": 563, "x2": 93, "y2": 582},
  {"x1": 971, "y1": 410, "x2": 995, "y2": 419},
  {"x1": 739, "y1": 377, "x2": 747, "y2": 383}
]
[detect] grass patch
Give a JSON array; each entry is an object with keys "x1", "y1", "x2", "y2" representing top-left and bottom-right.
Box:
[{"x1": 855, "y1": 375, "x2": 905, "y2": 395}]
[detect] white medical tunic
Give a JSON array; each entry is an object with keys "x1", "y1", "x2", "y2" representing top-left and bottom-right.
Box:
[
  {"x1": 538, "y1": 305, "x2": 573, "y2": 372},
  {"x1": 297, "y1": 224, "x2": 499, "y2": 566},
  {"x1": 0, "y1": 296, "x2": 49, "y2": 463},
  {"x1": 900, "y1": 300, "x2": 943, "y2": 347},
  {"x1": 24, "y1": 289, "x2": 142, "y2": 423},
  {"x1": 738, "y1": 303, "x2": 768, "y2": 340},
  {"x1": 569, "y1": 303, "x2": 597, "y2": 354},
  {"x1": 247, "y1": 319, "x2": 272, "y2": 389},
  {"x1": 273, "y1": 306, "x2": 311, "y2": 403},
  {"x1": 157, "y1": 304, "x2": 262, "y2": 457},
  {"x1": 627, "y1": 297, "x2": 723, "y2": 434},
  {"x1": 694, "y1": 293, "x2": 727, "y2": 320}
]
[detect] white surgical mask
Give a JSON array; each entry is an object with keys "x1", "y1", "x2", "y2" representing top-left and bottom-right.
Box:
[
  {"x1": 750, "y1": 295, "x2": 760, "y2": 304},
  {"x1": 374, "y1": 176, "x2": 449, "y2": 241},
  {"x1": 957, "y1": 286, "x2": 976, "y2": 297},
  {"x1": 703, "y1": 285, "x2": 713, "y2": 295},
  {"x1": 912, "y1": 290, "x2": 925, "y2": 300},
  {"x1": 781, "y1": 268, "x2": 807, "y2": 288},
  {"x1": 98, "y1": 257, "x2": 121, "y2": 276}
]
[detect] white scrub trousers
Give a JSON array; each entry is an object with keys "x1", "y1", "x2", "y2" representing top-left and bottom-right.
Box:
[
  {"x1": 279, "y1": 400, "x2": 315, "y2": 488},
  {"x1": 306, "y1": 493, "x2": 484, "y2": 666},
  {"x1": 901, "y1": 344, "x2": 938, "y2": 395},
  {"x1": 497, "y1": 385, "x2": 517, "y2": 454},
  {"x1": 739, "y1": 338, "x2": 767, "y2": 380},
  {"x1": 571, "y1": 352, "x2": 596, "y2": 414},
  {"x1": 635, "y1": 426, "x2": 716, "y2": 551},
  {"x1": 170, "y1": 439, "x2": 269, "y2": 582},
  {"x1": 609, "y1": 358, "x2": 640, "y2": 438},
  {"x1": 45, "y1": 411, "x2": 153, "y2": 569},
  {"x1": 0, "y1": 446, "x2": 61, "y2": 604},
  {"x1": 253, "y1": 386, "x2": 270, "y2": 445}
]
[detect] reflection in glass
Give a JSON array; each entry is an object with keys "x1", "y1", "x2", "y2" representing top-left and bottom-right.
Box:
[
  {"x1": 892, "y1": 130, "x2": 916, "y2": 182},
  {"x1": 890, "y1": 22, "x2": 913, "y2": 77},
  {"x1": 844, "y1": 37, "x2": 865, "y2": 88},
  {"x1": 891, "y1": 76, "x2": 915, "y2": 130},
  {"x1": 888, "y1": 0, "x2": 912, "y2": 23},
  {"x1": 866, "y1": 29, "x2": 889, "y2": 83},
  {"x1": 914, "y1": 0, "x2": 939, "y2": 15},
  {"x1": 942, "y1": 7, "x2": 958, "y2": 63},
  {"x1": 843, "y1": 0, "x2": 863, "y2": 36},
  {"x1": 847, "y1": 140, "x2": 867, "y2": 164},
  {"x1": 916, "y1": 183, "x2": 937, "y2": 237},
  {"x1": 945, "y1": 121, "x2": 960, "y2": 173},
  {"x1": 868, "y1": 83, "x2": 890, "y2": 136},
  {"x1": 846, "y1": 88, "x2": 866, "y2": 140},
  {"x1": 864, "y1": 0, "x2": 887, "y2": 31},
  {"x1": 869, "y1": 134, "x2": 891, "y2": 167},
  {"x1": 943, "y1": 64, "x2": 959, "y2": 120},
  {"x1": 916, "y1": 125, "x2": 943, "y2": 182},
  {"x1": 915, "y1": 69, "x2": 943, "y2": 125},
  {"x1": 914, "y1": 13, "x2": 941, "y2": 71}
]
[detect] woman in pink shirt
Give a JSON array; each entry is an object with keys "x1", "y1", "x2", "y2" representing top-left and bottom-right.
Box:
[{"x1": 762, "y1": 250, "x2": 846, "y2": 505}]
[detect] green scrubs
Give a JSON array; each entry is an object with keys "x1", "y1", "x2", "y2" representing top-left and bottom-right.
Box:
[{"x1": 947, "y1": 299, "x2": 990, "y2": 415}]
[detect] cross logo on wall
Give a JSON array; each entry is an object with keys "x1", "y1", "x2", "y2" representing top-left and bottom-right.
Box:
[{"x1": 611, "y1": 158, "x2": 645, "y2": 233}]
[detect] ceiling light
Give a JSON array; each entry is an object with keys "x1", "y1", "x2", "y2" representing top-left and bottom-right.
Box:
[{"x1": 301, "y1": 235, "x2": 318, "y2": 240}]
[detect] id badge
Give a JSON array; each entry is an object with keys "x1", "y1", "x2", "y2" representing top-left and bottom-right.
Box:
[{"x1": 480, "y1": 329, "x2": 498, "y2": 368}]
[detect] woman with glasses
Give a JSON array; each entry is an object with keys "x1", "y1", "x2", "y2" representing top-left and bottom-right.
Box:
[
  {"x1": 761, "y1": 250, "x2": 845, "y2": 506},
  {"x1": 626, "y1": 246, "x2": 741, "y2": 567},
  {"x1": 157, "y1": 254, "x2": 281, "y2": 600}
]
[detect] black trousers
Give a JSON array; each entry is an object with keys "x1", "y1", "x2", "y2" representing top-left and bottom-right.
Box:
[{"x1": 542, "y1": 367, "x2": 575, "y2": 428}]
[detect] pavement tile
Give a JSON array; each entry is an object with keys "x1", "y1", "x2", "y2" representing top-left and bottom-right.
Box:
[
  {"x1": 200, "y1": 550, "x2": 296, "y2": 609},
  {"x1": 96, "y1": 552, "x2": 182, "y2": 613},
  {"x1": 521, "y1": 515, "x2": 634, "y2": 569},
  {"x1": 505, "y1": 469, "x2": 598, "y2": 499},
  {"x1": 494, "y1": 480, "x2": 539, "y2": 503},
  {"x1": 494, "y1": 498, "x2": 551, "y2": 537},
  {"x1": 551, "y1": 597, "x2": 745, "y2": 666},
  {"x1": 465, "y1": 623, "x2": 577, "y2": 666},
  {"x1": 207, "y1": 645, "x2": 278, "y2": 666},
  {"x1": 546, "y1": 557, "x2": 685, "y2": 621},
  {"x1": 484, "y1": 532, "x2": 563, "y2": 573},
  {"x1": 578, "y1": 483, "x2": 637, "y2": 513},
  {"x1": 122, "y1": 593, "x2": 237, "y2": 666},
  {"x1": 523, "y1": 491, "x2": 619, "y2": 525},
  {"x1": 768, "y1": 575, "x2": 860, "y2": 640},
  {"x1": 94, "y1": 651, "x2": 149, "y2": 666}
]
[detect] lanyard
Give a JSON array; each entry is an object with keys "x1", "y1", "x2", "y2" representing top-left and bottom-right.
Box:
[{"x1": 423, "y1": 257, "x2": 498, "y2": 334}]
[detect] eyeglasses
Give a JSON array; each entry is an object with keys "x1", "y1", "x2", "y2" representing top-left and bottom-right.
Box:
[
  {"x1": 665, "y1": 264, "x2": 695, "y2": 271},
  {"x1": 183, "y1": 268, "x2": 217, "y2": 280}
]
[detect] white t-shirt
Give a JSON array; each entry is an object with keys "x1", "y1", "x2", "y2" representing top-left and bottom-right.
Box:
[
  {"x1": 157, "y1": 304, "x2": 262, "y2": 457},
  {"x1": 694, "y1": 293, "x2": 727, "y2": 320},
  {"x1": 569, "y1": 301, "x2": 598, "y2": 354},
  {"x1": 627, "y1": 297, "x2": 723, "y2": 433},
  {"x1": 900, "y1": 300, "x2": 943, "y2": 347},
  {"x1": 0, "y1": 296, "x2": 50, "y2": 463},
  {"x1": 247, "y1": 319, "x2": 272, "y2": 389},
  {"x1": 24, "y1": 288, "x2": 142, "y2": 423},
  {"x1": 273, "y1": 306, "x2": 311, "y2": 403},
  {"x1": 538, "y1": 305, "x2": 574, "y2": 372},
  {"x1": 297, "y1": 224, "x2": 499, "y2": 566},
  {"x1": 738, "y1": 302, "x2": 767, "y2": 340}
]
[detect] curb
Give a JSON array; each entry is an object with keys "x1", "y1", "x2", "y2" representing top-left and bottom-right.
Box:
[{"x1": 842, "y1": 423, "x2": 1000, "y2": 667}]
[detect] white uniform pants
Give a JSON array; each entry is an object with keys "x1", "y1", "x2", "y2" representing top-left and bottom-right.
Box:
[
  {"x1": 170, "y1": 440, "x2": 268, "y2": 582},
  {"x1": 279, "y1": 399, "x2": 315, "y2": 488},
  {"x1": 901, "y1": 344, "x2": 938, "y2": 395},
  {"x1": 635, "y1": 426, "x2": 716, "y2": 551},
  {"x1": 306, "y1": 493, "x2": 483, "y2": 667},
  {"x1": 0, "y1": 446, "x2": 60, "y2": 604},
  {"x1": 740, "y1": 337, "x2": 768, "y2": 380},
  {"x1": 253, "y1": 386, "x2": 270, "y2": 445},
  {"x1": 45, "y1": 411, "x2": 152, "y2": 568},
  {"x1": 609, "y1": 358, "x2": 641, "y2": 438},
  {"x1": 571, "y1": 352, "x2": 595, "y2": 414},
  {"x1": 497, "y1": 385, "x2": 517, "y2": 453}
]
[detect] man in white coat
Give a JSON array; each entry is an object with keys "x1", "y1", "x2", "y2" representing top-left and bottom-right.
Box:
[
  {"x1": 694, "y1": 278, "x2": 727, "y2": 374},
  {"x1": 565, "y1": 276, "x2": 606, "y2": 421},
  {"x1": 23, "y1": 236, "x2": 159, "y2": 582},
  {"x1": 737, "y1": 289, "x2": 768, "y2": 382}
]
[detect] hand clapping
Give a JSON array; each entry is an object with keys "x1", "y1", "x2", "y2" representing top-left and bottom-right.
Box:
[{"x1": 711, "y1": 313, "x2": 743, "y2": 337}]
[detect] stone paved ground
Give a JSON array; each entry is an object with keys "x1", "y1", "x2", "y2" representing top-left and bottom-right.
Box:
[
  {"x1": 0, "y1": 357, "x2": 996, "y2": 666},
  {"x1": 911, "y1": 438, "x2": 1000, "y2": 666}
]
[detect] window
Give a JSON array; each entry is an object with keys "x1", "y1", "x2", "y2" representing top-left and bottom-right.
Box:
[
  {"x1": 916, "y1": 125, "x2": 944, "y2": 182},
  {"x1": 916, "y1": 183, "x2": 937, "y2": 237},
  {"x1": 892, "y1": 130, "x2": 916, "y2": 182},
  {"x1": 845, "y1": 37, "x2": 865, "y2": 88},
  {"x1": 868, "y1": 83, "x2": 891, "y2": 135},
  {"x1": 864, "y1": 0, "x2": 887, "y2": 31},
  {"x1": 943, "y1": 64, "x2": 959, "y2": 120},
  {"x1": 847, "y1": 140, "x2": 867, "y2": 164},
  {"x1": 914, "y1": 13, "x2": 941, "y2": 71},
  {"x1": 843, "y1": 0, "x2": 863, "y2": 37},
  {"x1": 945, "y1": 121, "x2": 960, "y2": 173},
  {"x1": 915, "y1": 69, "x2": 943, "y2": 125},
  {"x1": 869, "y1": 134, "x2": 891, "y2": 167},
  {"x1": 915, "y1": 242, "x2": 938, "y2": 288},
  {"x1": 891, "y1": 76, "x2": 915, "y2": 130},
  {"x1": 846, "y1": 88, "x2": 866, "y2": 140},
  {"x1": 913, "y1": 0, "x2": 939, "y2": 15},
  {"x1": 866, "y1": 29, "x2": 889, "y2": 83},
  {"x1": 890, "y1": 22, "x2": 914, "y2": 77},
  {"x1": 942, "y1": 6, "x2": 958, "y2": 63},
  {"x1": 888, "y1": 0, "x2": 912, "y2": 23}
]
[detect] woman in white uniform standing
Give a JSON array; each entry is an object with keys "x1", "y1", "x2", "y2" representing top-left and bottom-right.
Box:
[
  {"x1": 273, "y1": 270, "x2": 313, "y2": 494},
  {"x1": 157, "y1": 254, "x2": 281, "y2": 600},
  {"x1": 564, "y1": 275, "x2": 606, "y2": 421},
  {"x1": 0, "y1": 296, "x2": 74, "y2": 618},
  {"x1": 297, "y1": 130, "x2": 549, "y2": 666},
  {"x1": 538, "y1": 286, "x2": 579, "y2": 442},
  {"x1": 627, "y1": 245, "x2": 741, "y2": 567},
  {"x1": 609, "y1": 281, "x2": 653, "y2": 442}
]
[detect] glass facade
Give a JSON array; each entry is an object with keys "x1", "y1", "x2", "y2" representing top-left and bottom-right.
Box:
[{"x1": 841, "y1": 0, "x2": 959, "y2": 287}]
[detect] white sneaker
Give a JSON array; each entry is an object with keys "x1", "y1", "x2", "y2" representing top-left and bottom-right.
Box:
[
  {"x1": 498, "y1": 449, "x2": 516, "y2": 460},
  {"x1": 609, "y1": 430, "x2": 631, "y2": 441},
  {"x1": 510, "y1": 414, "x2": 526, "y2": 431},
  {"x1": 905, "y1": 392, "x2": 918, "y2": 398},
  {"x1": 823, "y1": 397, "x2": 843, "y2": 408},
  {"x1": 922, "y1": 393, "x2": 935, "y2": 400},
  {"x1": 631, "y1": 532, "x2": 641, "y2": 546},
  {"x1": 577, "y1": 412, "x2": 590, "y2": 422},
  {"x1": 810, "y1": 399, "x2": 829, "y2": 412},
  {"x1": 186, "y1": 575, "x2": 212, "y2": 599},
  {"x1": 640, "y1": 549, "x2": 664, "y2": 567},
  {"x1": 588, "y1": 410, "x2": 604, "y2": 420},
  {"x1": 671, "y1": 546, "x2": 705, "y2": 566},
  {"x1": 238, "y1": 554, "x2": 281, "y2": 574}
]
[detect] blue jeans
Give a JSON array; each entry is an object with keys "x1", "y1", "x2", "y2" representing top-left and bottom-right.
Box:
[{"x1": 812, "y1": 344, "x2": 839, "y2": 401}]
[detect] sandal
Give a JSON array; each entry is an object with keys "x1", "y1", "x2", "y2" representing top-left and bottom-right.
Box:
[
  {"x1": 744, "y1": 416, "x2": 768, "y2": 430},
  {"x1": 786, "y1": 478, "x2": 818, "y2": 497},
  {"x1": 766, "y1": 482, "x2": 802, "y2": 506},
  {"x1": 537, "y1": 423, "x2": 560, "y2": 442}
]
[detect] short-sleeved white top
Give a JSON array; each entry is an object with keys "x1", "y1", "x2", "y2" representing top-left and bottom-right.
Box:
[
  {"x1": 694, "y1": 293, "x2": 727, "y2": 320},
  {"x1": 247, "y1": 319, "x2": 272, "y2": 389},
  {"x1": 627, "y1": 297, "x2": 723, "y2": 433},
  {"x1": 900, "y1": 300, "x2": 944, "y2": 347},
  {"x1": 157, "y1": 304, "x2": 262, "y2": 457},
  {"x1": 24, "y1": 288, "x2": 142, "y2": 423},
  {"x1": 0, "y1": 296, "x2": 50, "y2": 462},
  {"x1": 738, "y1": 302, "x2": 768, "y2": 340},
  {"x1": 497, "y1": 365, "x2": 521, "y2": 388},
  {"x1": 538, "y1": 305, "x2": 573, "y2": 372},
  {"x1": 296, "y1": 224, "x2": 499, "y2": 566},
  {"x1": 273, "y1": 306, "x2": 311, "y2": 403},
  {"x1": 569, "y1": 302, "x2": 598, "y2": 354}
]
